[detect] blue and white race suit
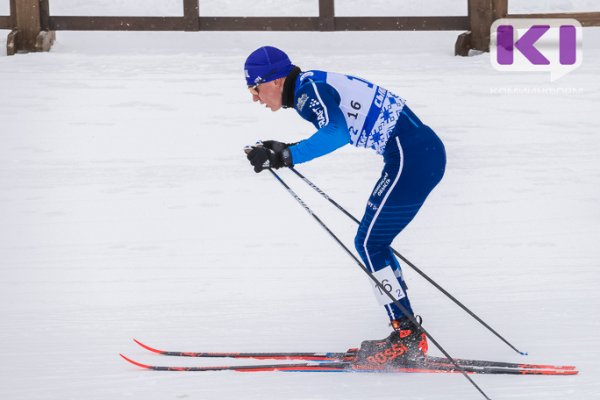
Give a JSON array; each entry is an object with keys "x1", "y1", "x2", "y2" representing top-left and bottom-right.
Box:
[{"x1": 286, "y1": 70, "x2": 446, "y2": 321}]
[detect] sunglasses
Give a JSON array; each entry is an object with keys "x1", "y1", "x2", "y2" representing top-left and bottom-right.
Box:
[{"x1": 248, "y1": 83, "x2": 260, "y2": 96}]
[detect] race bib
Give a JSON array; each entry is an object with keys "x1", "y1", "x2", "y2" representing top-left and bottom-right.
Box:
[{"x1": 371, "y1": 266, "x2": 406, "y2": 306}]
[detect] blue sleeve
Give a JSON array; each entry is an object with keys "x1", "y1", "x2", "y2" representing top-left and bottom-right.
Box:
[{"x1": 289, "y1": 80, "x2": 350, "y2": 164}]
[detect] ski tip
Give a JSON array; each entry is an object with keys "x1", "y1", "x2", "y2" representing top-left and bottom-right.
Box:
[
  {"x1": 120, "y1": 353, "x2": 151, "y2": 369},
  {"x1": 133, "y1": 338, "x2": 164, "y2": 354}
]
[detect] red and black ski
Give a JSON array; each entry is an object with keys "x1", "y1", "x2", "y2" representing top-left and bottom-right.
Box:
[
  {"x1": 132, "y1": 338, "x2": 356, "y2": 361},
  {"x1": 119, "y1": 353, "x2": 578, "y2": 375},
  {"x1": 130, "y1": 338, "x2": 577, "y2": 372}
]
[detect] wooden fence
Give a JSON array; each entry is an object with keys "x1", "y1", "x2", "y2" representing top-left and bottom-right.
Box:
[{"x1": 1, "y1": 0, "x2": 599, "y2": 56}]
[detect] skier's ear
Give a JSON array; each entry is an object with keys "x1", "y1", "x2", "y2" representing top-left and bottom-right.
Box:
[{"x1": 274, "y1": 77, "x2": 286, "y2": 88}]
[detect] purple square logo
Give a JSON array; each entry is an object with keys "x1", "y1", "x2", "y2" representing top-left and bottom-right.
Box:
[{"x1": 491, "y1": 19, "x2": 582, "y2": 81}]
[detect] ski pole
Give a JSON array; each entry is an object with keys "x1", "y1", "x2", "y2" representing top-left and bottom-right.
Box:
[
  {"x1": 268, "y1": 168, "x2": 492, "y2": 400},
  {"x1": 289, "y1": 166, "x2": 527, "y2": 356}
]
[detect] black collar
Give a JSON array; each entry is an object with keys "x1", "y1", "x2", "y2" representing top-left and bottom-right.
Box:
[{"x1": 282, "y1": 66, "x2": 302, "y2": 109}]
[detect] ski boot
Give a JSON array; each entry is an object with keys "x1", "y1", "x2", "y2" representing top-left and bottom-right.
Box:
[{"x1": 354, "y1": 316, "x2": 428, "y2": 369}]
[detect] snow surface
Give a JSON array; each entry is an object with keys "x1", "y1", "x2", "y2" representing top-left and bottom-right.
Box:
[
  {"x1": 1, "y1": 2, "x2": 600, "y2": 400},
  {"x1": 0, "y1": 30, "x2": 7, "y2": 56}
]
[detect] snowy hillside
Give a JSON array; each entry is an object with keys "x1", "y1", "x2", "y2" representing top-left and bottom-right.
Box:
[{"x1": 1, "y1": 1, "x2": 600, "y2": 400}]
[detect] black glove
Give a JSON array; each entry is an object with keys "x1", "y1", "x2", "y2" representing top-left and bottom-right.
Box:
[
  {"x1": 246, "y1": 141, "x2": 294, "y2": 173},
  {"x1": 262, "y1": 140, "x2": 297, "y2": 152}
]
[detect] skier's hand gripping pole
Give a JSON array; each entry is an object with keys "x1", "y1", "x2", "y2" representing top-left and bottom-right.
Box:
[{"x1": 245, "y1": 141, "x2": 293, "y2": 173}]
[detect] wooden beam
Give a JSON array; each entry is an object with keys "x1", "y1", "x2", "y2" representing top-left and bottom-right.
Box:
[
  {"x1": 494, "y1": 0, "x2": 508, "y2": 21},
  {"x1": 456, "y1": 0, "x2": 507, "y2": 55},
  {"x1": 9, "y1": 0, "x2": 16, "y2": 24},
  {"x1": 508, "y1": 12, "x2": 600, "y2": 27},
  {"x1": 49, "y1": 16, "x2": 329, "y2": 31},
  {"x1": 199, "y1": 17, "x2": 321, "y2": 31},
  {"x1": 49, "y1": 16, "x2": 186, "y2": 31},
  {"x1": 14, "y1": 0, "x2": 43, "y2": 49},
  {"x1": 39, "y1": 0, "x2": 50, "y2": 30},
  {"x1": 0, "y1": 16, "x2": 12, "y2": 29},
  {"x1": 202, "y1": 17, "x2": 468, "y2": 31},
  {"x1": 467, "y1": 0, "x2": 484, "y2": 50},
  {"x1": 319, "y1": 0, "x2": 335, "y2": 31},
  {"x1": 45, "y1": 15, "x2": 472, "y2": 32},
  {"x1": 335, "y1": 16, "x2": 468, "y2": 31},
  {"x1": 0, "y1": 0, "x2": 13, "y2": 28},
  {"x1": 183, "y1": 0, "x2": 199, "y2": 31}
]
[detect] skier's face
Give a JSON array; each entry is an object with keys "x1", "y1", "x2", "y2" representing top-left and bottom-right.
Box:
[{"x1": 249, "y1": 79, "x2": 283, "y2": 112}]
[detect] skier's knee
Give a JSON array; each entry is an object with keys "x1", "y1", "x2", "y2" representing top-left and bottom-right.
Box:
[
  {"x1": 354, "y1": 233, "x2": 364, "y2": 255},
  {"x1": 355, "y1": 234, "x2": 387, "y2": 259}
]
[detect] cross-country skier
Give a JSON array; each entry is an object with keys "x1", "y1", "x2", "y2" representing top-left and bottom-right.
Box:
[{"x1": 244, "y1": 46, "x2": 446, "y2": 366}]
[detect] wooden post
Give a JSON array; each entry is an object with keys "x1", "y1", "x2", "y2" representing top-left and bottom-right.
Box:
[
  {"x1": 455, "y1": 0, "x2": 507, "y2": 56},
  {"x1": 183, "y1": 0, "x2": 200, "y2": 31},
  {"x1": 7, "y1": 0, "x2": 55, "y2": 56},
  {"x1": 319, "y1": 0, "x2": 335, "y2": 31}
]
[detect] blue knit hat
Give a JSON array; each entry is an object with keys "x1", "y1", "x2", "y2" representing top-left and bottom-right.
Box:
[{"x1": 244, "y1": 46, "x2": 294, "y2": 87}]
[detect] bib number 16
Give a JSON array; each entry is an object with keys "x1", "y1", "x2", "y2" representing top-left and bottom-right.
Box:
[{"x1": 371, "y1": 266, "x2": 406, "y2": 306}]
